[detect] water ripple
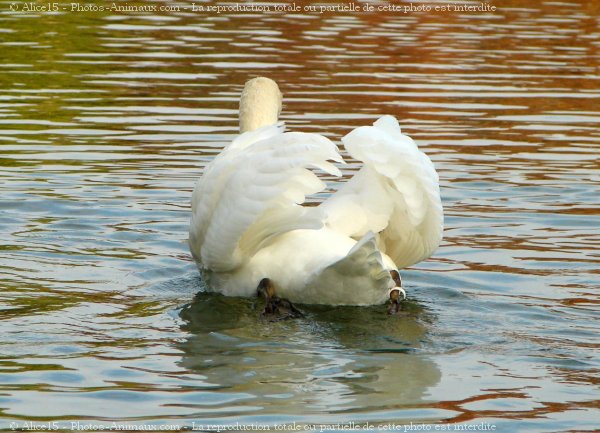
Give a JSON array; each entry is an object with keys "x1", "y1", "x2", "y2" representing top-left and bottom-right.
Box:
[{"x1": 0, "y1": 0, "x2": 599, "y2": 430}]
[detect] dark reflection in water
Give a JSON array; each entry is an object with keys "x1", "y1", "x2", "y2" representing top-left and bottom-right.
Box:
[
  {"x1": 0, "y1": 0, "x2": 599, "y2": 430},
  {"x1": 177, "y1": 292, "x2": 442, "y2": 419}
]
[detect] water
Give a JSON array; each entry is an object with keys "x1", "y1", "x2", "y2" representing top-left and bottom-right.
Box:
[{"x1": 1, "y1": 1, "x2": 599, "y2": 432}]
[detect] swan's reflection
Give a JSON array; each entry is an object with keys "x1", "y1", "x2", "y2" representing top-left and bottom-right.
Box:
[{"x1": 177, "y1": 292, "x2": 441, "y2": 415}]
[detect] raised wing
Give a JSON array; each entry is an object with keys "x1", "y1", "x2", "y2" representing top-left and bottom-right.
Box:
[
  {"x1": 321, "y1": 115, "x2": 443, "y2": 268},
  {"x1": 190, "y1": 124, "x2": 343, "y2": 273}
]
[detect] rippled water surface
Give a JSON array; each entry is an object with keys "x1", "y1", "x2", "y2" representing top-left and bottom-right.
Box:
[{"x1": 1, "y1": 1, "x2": 599, "y2": 432}]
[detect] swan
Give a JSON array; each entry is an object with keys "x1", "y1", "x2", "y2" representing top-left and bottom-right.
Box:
[{"x1": 189, "y1": 77, "x2": 443, "y2": 312}]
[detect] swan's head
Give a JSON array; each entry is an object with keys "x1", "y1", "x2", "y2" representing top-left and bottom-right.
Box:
[
  {"x1": 257, "y1": 277, "x2": 275, "y2": 300},
  {"x1": 239, "y1": 77, "x2": 282, "y2": 133}
]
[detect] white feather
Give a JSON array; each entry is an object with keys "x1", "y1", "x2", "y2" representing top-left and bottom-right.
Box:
[
  {"x1": 190, "y1": 124, "x2": 342, "y2": 273},
  {"x1": 321, "y1": 115, "x2": 443, "y2": 268},
  {"x1": 190, "y1": 79, "x2": 443, "y2": 305}
]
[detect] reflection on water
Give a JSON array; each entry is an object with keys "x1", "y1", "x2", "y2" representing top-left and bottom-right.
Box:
[
  {"x1": 178, "y1": 294, "x2": 441, "y2": 420},
  {"x1": 1, "y1": 0, "x2": 599, "y2": 431}
]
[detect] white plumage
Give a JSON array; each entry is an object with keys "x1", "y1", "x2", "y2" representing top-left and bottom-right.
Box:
[{"x1": 189, "y1": 77, "x2": 443, "y2": 306}]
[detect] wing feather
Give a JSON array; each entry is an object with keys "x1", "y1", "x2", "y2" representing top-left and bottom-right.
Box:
[
  {"x1": 190, "y1": 124, "x2": 343, "y2": 272},
  {"x1": 321, "y1": 115, "x2": 443, "y2": 268}
]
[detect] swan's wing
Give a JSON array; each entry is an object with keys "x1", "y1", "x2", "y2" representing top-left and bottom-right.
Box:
[
  {"x1": 190, "y1": 124, "x2": 343, "y2": 273},
  {"x1": 321, "y1": 115, "x2": 443, "y2": 268},
  {"x1": 305, "y1": 232, "x2": 393, "y2": 306}
]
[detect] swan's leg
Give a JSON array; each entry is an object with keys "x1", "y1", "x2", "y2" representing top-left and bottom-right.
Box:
[
  {"x1": 257, "y1": 278, "x2": 275, "y2": 320},
  {"x1": 256, "y1": 278, "x2": 304, "y2": 321},
  {"x1": 257, "y1": 277, "x2": 276, "y2": 301},
  {"x1": 387, "y1": 270, "x2": 406, "y2": 315}
]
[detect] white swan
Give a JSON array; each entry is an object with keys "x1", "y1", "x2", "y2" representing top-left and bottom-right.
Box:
[{"x1": 189, "y1": 77, "x2": 443, "y2": 307}]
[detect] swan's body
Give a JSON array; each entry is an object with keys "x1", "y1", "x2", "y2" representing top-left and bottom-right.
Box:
[{"x1": 189, "y1": 77, "x2": 443, "y2": 306}]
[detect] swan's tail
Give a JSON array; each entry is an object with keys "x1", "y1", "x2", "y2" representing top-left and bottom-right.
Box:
[{"x1": 305, "y1": 232, "x2": 393, "y2": 306}]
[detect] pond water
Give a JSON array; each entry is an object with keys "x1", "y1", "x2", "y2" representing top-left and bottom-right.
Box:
[{"x1": 0, "y1": 1, "x2": 599, "y2": 432}]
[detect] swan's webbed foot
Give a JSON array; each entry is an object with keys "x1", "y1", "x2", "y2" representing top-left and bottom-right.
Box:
[
  {"x1": 257, "y1": 278, "x2": 304, "y2": 322},
  {"x1": 387, "y1": 270, "x2": 406, "y2": 315}
]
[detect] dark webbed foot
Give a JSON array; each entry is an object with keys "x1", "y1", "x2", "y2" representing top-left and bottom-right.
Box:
[
  {"x1": 257, "y1": 278, "x2": 304, "y2": 322},
  {"x1": 387, "y1": 270, "x2": 406, "y2": 315}
]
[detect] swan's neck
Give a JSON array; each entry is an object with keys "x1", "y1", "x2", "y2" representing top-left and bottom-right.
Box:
[{"x1": 239, "y1": 77, "x2": 282, "y2": 133}]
